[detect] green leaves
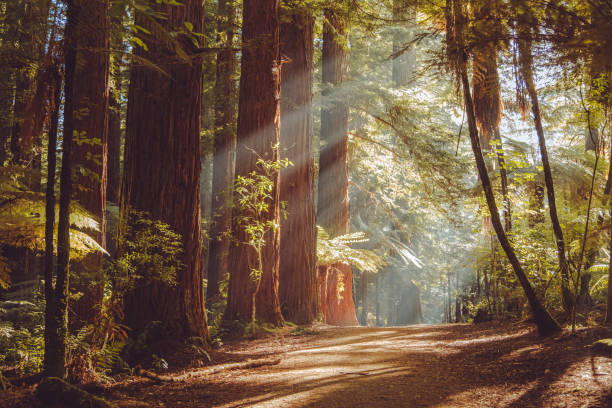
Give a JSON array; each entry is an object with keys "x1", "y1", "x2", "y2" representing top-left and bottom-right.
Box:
[
  {"x1": 316, "y1": 226, "x2": 386, "y2": 274},
  {"x1": 109, "y1": 210, "x2": 184, "y2": 293}
]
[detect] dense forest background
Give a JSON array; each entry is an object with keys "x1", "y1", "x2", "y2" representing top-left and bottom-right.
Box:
[{"x1": 0, "y1": 0, "x2": 611, "y2": 384}]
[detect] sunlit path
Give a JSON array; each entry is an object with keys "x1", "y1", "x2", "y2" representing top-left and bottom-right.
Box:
[{"x1": 90, "y1": 322, "x2": 612, "y2": 408}]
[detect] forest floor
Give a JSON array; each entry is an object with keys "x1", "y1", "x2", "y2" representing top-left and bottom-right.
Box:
[{"x1": 4, "y1": 320, "x2": 612, "y2": 407}]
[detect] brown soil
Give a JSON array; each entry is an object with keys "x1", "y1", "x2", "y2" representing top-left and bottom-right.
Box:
[{"x1": 3, "y1": 321, "x2": 612, "y2": 407}]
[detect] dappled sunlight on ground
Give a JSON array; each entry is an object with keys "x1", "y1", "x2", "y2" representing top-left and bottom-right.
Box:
[{"x1": 3, "y1": 321, "x2": 611, "y2": 407}]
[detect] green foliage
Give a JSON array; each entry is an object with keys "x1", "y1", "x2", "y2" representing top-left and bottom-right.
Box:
[
  {"x1": 108, "y1": 210, "x2": 184, "y2": 295},
  {"x1": 0, "y1": 295, "x2": 45, "y2": 375},
  {"x1": 233, "y1": 156, "x2": 291, "y2": 283},
  {"x1": 0, "y1": 166, "x2": 106, "y2": 287},
  {"x1": 316, "y1": 226, "x2": 386, "y2": 274}
]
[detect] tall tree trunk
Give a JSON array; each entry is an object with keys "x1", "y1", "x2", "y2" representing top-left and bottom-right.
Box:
[
  {"x1": 10, "y1": 0, "x2": 49, "y2": 172},
  {"x1": 0, "y1": 65, "x2": 13, "y2": 165},
  {"x1": 278, "y1": 4, "x2": 318, "y2": 325},
  {"x1": 107, "y1": 93, "x2": 121, "y2": 205},
  {"x1": 360, "y1": 271, "x2": 367, "y2": 325},
  {"x1": 120, "y1": 0, "x2": 209, "y2": 343},
  {"x1": 224, "y1": 0, "x2": 284, "y2": 327},
  {"x1": 43, "y1": 63, "x2": 62, "y2": 379},
  {"x1": 317, "y1": 7, "x2": 358, "y2": 326},
  {"x1": 106, "y1": 12, "x2": 125, "y2": 206},
  {"x1": 44, "y1": 0, "x2": 79, "y2": 378},
  {"x1": 517, "y1": 32, "x2": 572, "y2": 312},
  {"x1": 206, "y1": 0, "x2": 236, "y2": 302},
  {"x1": 69, "y1": 0, "x2": 110, "y2": 330},
  {"x1": 448, "y1": 0, "x2": 559, "y2": 335}
]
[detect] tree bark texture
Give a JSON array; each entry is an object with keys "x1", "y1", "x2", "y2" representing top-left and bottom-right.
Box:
[
  {"x1": 278, "y1": 4, "x2": 318, "y2": 325},
  {"x1": 317, "y1": 8, "x2": 358, "y2": 326},
  {"x1": 69, "y1": 0, "x2": 110, "y2": 330},
  {"x1": 10, "y1": 0, "x2": 49, "y2": 171},
  {"x1": 44, "y1": 0, "x2": 79, "y2": 378},
  {"x1": 107, "y1": 93, "x2": 121, "y2": 205},
  {"x1": 224, "y1": 0, "x2": 284, "y2": 326},
  {"x1": 206, "y1": 0, "x2": 236, "y2": 302},
  {"x1": 43, "y1": 65, "x2": 62, "y2": 378},
  {"x1": 120, "y1": 0, "x2": 208, "y2": 343},
  {"x1": 0, "y1": 65, "x2": 14, "y2": 166}
]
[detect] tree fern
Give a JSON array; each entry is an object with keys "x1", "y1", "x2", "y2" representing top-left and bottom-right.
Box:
[
  {"x1": 316, "y1": 226, "x2": 386, "y2": 273},
  {"x1": 0, "y1": 167, "x2": 106, "y2": 288}
]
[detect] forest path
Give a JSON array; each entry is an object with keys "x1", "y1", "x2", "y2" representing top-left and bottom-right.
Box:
[{"x1": 103, "y1": 321, "x2": 612, "y2": 407}]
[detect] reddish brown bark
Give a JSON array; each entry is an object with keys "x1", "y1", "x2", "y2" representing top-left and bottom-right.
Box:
[
  {"x1": 278, "y1": 5, "x2": 318, "y2": 324},
  {"x1": 69, "y1": 0, "x2": 110, "y2": 330},
  {"x1": 207, "y1": 0, "x2": 236, "y2": 302},
  {"x1": 120, "y1": 0, "x2": 208, "y2": 343},
  {"x1": 107, "y1": 93, "x2": 121, "y2": 204},
  {"x1": 224, "y1": 0, "x2": 284, "y2": 326},
  {"x1": 317, "y1": 8, "x2": 358, "y2": 326},
  {"x1": 10, "y1": 0, "x2": 49, "y2": 171}
]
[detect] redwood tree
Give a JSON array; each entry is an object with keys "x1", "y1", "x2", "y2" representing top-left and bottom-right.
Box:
[
  {"x1": 278, "y1": 2, "x2": 318, "y2": 324},
  {"x1": 317, "y1": 6, "x2": 358, "y2": 326},
  {"x1": 69, "y1": 0, "x2": 110, "y2": 329},
  {"x1": 224, "y1": 0, "x2": 284, "y2": 326},
  {"x1": 207, "y1": 0, "x2": 236, "y2": 302},
  {"x1": 120, "y1": 0, "x2": 208, "y2": 343}
]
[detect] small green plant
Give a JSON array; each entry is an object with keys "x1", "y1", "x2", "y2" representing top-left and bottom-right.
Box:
[
  {"x1": 109, "y1": 209, "x2": 184, "y2": 295},
  {"x1": 0, "y1": 293, "x2": 45, "y2": 375},
  {"x1": 232, "y1": 155, "x2": 290, "y2": 332}
]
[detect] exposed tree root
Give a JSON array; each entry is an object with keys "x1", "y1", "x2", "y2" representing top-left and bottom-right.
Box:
[{"x1": 135, "y1": 358, "x2": 282, "y2": 383}]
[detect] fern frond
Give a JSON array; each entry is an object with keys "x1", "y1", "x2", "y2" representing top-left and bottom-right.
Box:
[{"x1": 316, "y1": 226, "x2": 386, "y2": 273}]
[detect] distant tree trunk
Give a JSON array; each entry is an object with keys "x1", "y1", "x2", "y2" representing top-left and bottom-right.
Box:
[
  {"x1": 107, "y1": 94, "x2": 121, "y2": 205},
  {"x1": 44, "y1": 0, "x2": 79, "y2": 378},
  {"x1": 43, "y1": 63, "x2": 62, "y2": 379},
  {"x1": 517, "y1": 32, "x2": 572, "y2": 312},
  {"x1": 69, "y1": 0, "x2": 110, "y2": 330},
  {"x1": 0, "y1": 66, "x2": 13, "y2": 165},
  {"x1": 317, "y1": 7, "x2": 358, "y2": 326},
  {"x1": 224, "y1": 0, "x2": 284, "y2": 327},
  {"x1": 360, "y1": 271, "x2": 368, "y2": 325},
  {"x1": 106, "y1": 13, "x2": 125, "y2": 206},
  {"x1": 206, "y1": 0, "x2": 236, "y2": 302},
  {"x1": 392, "y1": 0, "x2": 416, "y2": 87},
  {"x1": 375, "y1": 273, "x2": 380, "y2": 326},
  {"x1": 10, "y1": 0, "x2": 49, "y2": 173},
  {"x1": 120, "y1": 0, "x2": 209, "y2": 344},
  {"x1": 278, "y1": 4, "x2": 318, "y2": 325},
  {"x1": 528, "y1": 180, "x2": 545, "y2": 227}
]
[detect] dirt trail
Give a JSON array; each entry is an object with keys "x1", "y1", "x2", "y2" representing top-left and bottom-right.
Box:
[
  {"x1": 103, "y1": 321, "x2": 611, "y2": 407},
  {"x1": 4, "y1": 321, "x2": 612, "y2": 407}
]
